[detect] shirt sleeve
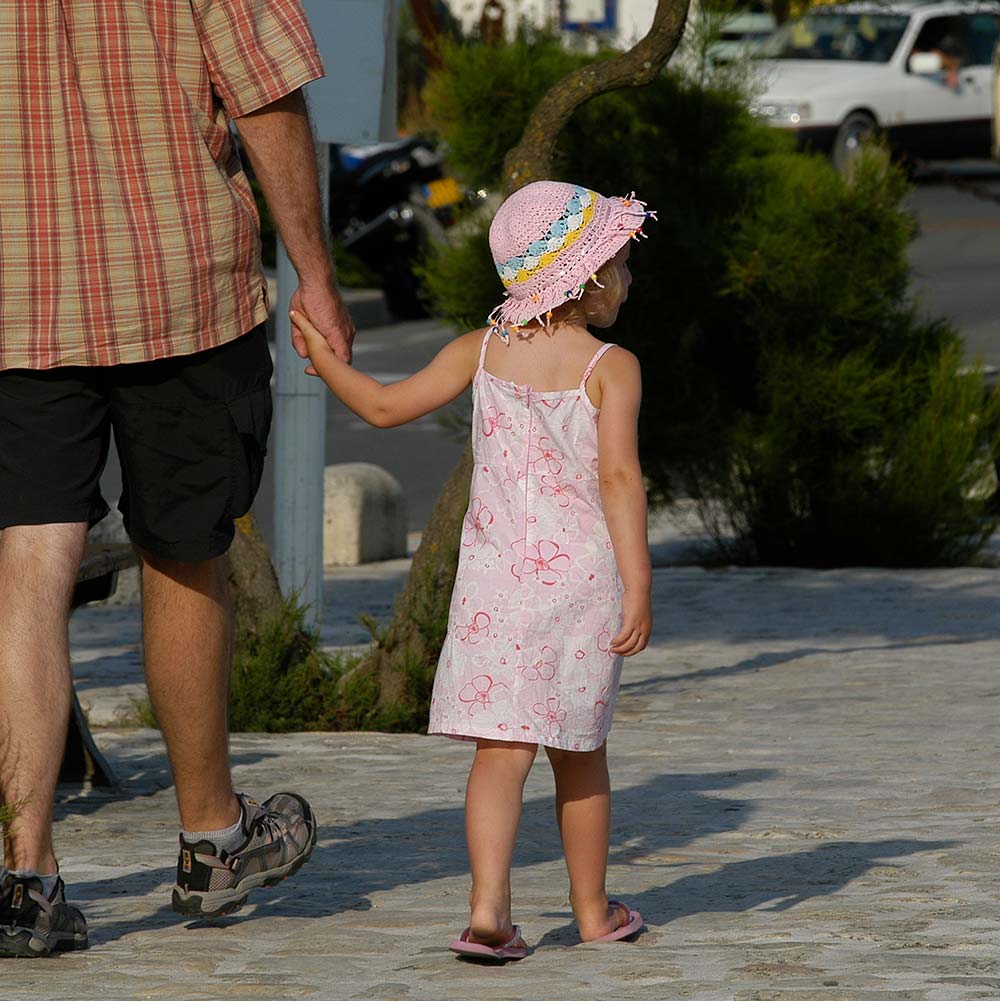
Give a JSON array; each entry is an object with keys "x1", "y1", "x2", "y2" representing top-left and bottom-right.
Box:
[{"x1": 191, "y1": 0, "x2": 327, "y2": 118}]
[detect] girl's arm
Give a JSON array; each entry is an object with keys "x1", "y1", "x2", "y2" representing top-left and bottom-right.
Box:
[
  {"x1": 291, "y1": 309, "x2": 483, "y2": 428},
  {"x1": 596, "y1": 350, "x2": 652, "y2": 657}
]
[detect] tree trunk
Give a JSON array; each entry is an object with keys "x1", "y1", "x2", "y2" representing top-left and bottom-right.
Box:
[
  {"x1": 338, "y1": 444, "x2": 473, "y2": 724},
  {"x1": 226, "y1": 512, "x2": 284, "y2": 638},
  {"x1": 408, "y1": 0, "x2": 443, "y2": 70},
  {"x1": 348, "y1": 0, "x2": 690, "y2": 722}
]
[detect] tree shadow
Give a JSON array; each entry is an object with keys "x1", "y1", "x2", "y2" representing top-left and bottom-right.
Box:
[
  {"x1": 534, "y1": 837, "x2": 956, "y2": 947},
  {"x1": 652, "y1": 567, "x2": 1000, "y2": 647},
  {"x1": 619, "y1": 636, "x2": 988, "y2": 698},
  {"x1": 67, "y1": 766, "x2": 771, "y2": 946}
]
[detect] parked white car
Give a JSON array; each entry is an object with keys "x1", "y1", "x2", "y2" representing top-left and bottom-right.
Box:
[
  {"x1": 712, "y1": 5, "x2": 778, "y2": 63},
  {"x1": 749, "y1": 1, "x2": 1000, "y2": 169}
]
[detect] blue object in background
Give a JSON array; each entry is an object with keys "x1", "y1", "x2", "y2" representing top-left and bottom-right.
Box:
[{"x1": 560, "y1": 0, "x2": 617, "y2": 32}]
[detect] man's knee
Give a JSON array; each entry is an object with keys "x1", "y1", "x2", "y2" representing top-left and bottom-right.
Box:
[
  {"x1": 0, "y1": 523, "x2": 88, "y2": 583},
  {"x1": 137, "y1": 548, "x2": 228, "y2": 593}
]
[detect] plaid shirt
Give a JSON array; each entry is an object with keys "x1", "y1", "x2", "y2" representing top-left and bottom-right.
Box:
[{"x1": 0, "y1": 1, "x2": 325, "y2": 370}]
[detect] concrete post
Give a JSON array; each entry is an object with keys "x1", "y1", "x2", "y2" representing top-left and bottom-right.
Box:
[{"x1": 273, "y1": 143, "x2": 330, "y2": 628}]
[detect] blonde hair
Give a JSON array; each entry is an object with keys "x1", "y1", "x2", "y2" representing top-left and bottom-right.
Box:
[{"x1": 524, "y1": 255, "x2": 625, "y2": 330}]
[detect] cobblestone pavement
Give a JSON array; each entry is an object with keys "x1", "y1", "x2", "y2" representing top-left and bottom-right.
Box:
[{"x1": 17, "y1": 562, "x2": 1000, "y2": 999}]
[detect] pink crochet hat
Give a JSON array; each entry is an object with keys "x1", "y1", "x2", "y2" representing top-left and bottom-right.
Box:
[{"x1": 487, "y1": 180, "x2": 654, "y2": 335}]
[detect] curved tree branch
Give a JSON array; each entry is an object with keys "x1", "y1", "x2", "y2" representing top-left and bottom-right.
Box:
[{"x1": 502, "y1": 0, "x2": 692, "y2": 195}]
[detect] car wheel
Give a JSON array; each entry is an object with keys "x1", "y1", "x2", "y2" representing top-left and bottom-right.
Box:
[{"x1": 832, "y1": 112, "x2": 878, "y2": 175}]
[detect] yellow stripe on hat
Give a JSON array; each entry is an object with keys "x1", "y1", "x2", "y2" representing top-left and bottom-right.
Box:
[{"x1": 507, "y1": 199, "x2": 598, "y2": 286}]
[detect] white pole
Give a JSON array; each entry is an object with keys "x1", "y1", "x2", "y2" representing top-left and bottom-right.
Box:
[{"x1": 273, "y1": 142, "x2": 330, "y2": 629}]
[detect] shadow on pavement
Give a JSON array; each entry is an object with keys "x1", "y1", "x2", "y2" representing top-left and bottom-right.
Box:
[
  {"x1": 534, "y1": 837, "x2": 956, "y2": 947},
  {"x1": 67, "y1": 767, "x2": 772, "y2": 945},
  {"x1": 620, "y1": 637, "x2": 985, "y2": 697},
  {"x1": 653, "y1": 569, "x2": 1000, "y2": 646}
]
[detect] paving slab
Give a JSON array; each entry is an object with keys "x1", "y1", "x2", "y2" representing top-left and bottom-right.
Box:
[{"x1": 24, "y1": 563, "x2": 1000, "y2": 999}]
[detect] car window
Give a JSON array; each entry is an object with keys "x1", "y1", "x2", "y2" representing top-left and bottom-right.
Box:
[
  {"x1": 966, "y1": 14, "x2": 1000, "y2": 65},
  {"x1": 908, "y1": 14, "x2": 1000, "y2": 70},
  {"x1": 758, "y1": 12, "x2": 910, "y2": 62}
]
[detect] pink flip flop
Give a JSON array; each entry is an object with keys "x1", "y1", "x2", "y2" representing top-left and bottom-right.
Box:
[
  {"x1": 590, "y1": 901, "x2": 644, "y2": 942},
  {"x1": 449, "y1": 925, "x2": 529, "y2": 962}
]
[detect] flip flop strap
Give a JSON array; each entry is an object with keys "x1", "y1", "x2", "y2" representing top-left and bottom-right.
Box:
[
  {"x1": 501, "y1": 925, "x2": 523, "y2": 949},
  {"x1": 459, "y1": 925, "x2": 523, "y2": 949}
]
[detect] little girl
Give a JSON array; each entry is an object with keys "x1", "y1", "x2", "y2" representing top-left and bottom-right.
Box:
[{"x1": 292, "y1": 180, "x2": 653, "y2": 961}]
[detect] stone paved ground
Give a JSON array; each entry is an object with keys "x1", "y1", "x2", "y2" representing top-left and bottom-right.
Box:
[{"x1": 17, "y1": 562, "x2": 1000, "y2": 999}]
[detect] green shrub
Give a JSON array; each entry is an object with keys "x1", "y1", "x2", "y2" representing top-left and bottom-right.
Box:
[
  {"x1": 690, "y1": 149, "x2": 1000, "y2": 565},
  {"x1": 124, "y1": 695, "x2": 159, "y2": 729},
  {"x1": 229, "y1": 596, "x2": 364, "y2": 732},
  {"x1": 423, "y1": 35, "x2": 588, "y2": 190},
  {"x1": 419, "y1": 41, "x2": 1000, "y2": 566}
]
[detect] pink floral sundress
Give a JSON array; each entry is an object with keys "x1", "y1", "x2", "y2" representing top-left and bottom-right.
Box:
[{"x1": 427, "y1": 331, "x2": 624, "y2": 751}]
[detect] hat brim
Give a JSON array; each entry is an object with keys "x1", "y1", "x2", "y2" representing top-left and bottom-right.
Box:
[{"x1": 487, "y1": 193, "x2": 652, "y2": 332}]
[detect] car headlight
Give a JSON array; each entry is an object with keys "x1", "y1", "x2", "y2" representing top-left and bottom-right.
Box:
[{"x1": 748, "y1": 101, "x2": 812, "y2": 125}]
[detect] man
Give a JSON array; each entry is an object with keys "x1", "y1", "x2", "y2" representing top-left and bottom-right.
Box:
[{"x1": 0, "y1": 1, "x2": 353, "y2": 956}]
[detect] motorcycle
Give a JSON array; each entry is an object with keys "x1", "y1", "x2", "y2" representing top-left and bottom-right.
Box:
[{"x1": 330, "y1": 136, "x2": 464, "y2": 318}]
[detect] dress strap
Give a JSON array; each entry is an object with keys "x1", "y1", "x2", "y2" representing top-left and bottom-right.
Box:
[
  {"x1": 580, "y1": 343, "x2": 616, "y2": 388},
  {"x1": 477, "y1": 329, "x2": 493, "y2": 373}
]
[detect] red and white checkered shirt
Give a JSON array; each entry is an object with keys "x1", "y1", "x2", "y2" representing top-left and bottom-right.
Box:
[{"x1": 0, "y1": 0, "x2": 325, "y2": 370}]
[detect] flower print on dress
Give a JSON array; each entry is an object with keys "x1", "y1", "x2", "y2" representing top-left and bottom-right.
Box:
[
  {"x1": 511, "y1": 538, "x2": 572, "y2": 586},
  {"x1": 597, "y1": 622, "x2": 614, "y2": 655},
  {"x1": 533, "y1": 697, "x2": 567, "y2": 737},
  {"x1": 481, "y1": 406, "x2": 512, "y2": 437},
  {"x1": 457, "y1": 612, "x2": 491, "y2": 644},
  {"x1": 594, "y1": 698, "x2": 609, "y2": 733},
  {"x1": 540, "y1": 475, "x2": 579, "y2": 509},
  {"x1": 528, "y1": 436, "x2": 564, "y2": 475},
  {"x1": 535, "y1": 397, "x2": 565, "y2": 413},
  {"x1": 459, "y1": 674, "x2": 509, "y2": 717},
  {"x1": 518, "y1": 645, "x2": 557, "y2": 681},
  {"x1": 462, "y1": 497, "x2": 495, "y2": 548},
  {"x1": 502, "y1": 464, "x2": 527, "y2": 493}
]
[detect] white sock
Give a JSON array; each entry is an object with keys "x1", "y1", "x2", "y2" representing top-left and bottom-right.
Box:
[
  {"x1": 9, "y1": 869, "x2": 59, "y2": 897},
  {"x1": 182, "y1": 808, "x2": 245, "y2": 853}
]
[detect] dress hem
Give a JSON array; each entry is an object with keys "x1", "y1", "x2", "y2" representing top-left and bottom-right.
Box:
[{"x1": 426, "y1": 727, "x2": 610, "y2": 753}]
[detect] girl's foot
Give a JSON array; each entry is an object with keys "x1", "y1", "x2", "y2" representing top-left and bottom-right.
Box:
[
  {"x1": 469, "y1": 907, "x2": 520, "y2": 947},
  {"x1": 576, "y1": 899, "x2": 641, "y2": 942},
  {"x1": 450, "y1": 925, "x2": 529, "y2": 962}
]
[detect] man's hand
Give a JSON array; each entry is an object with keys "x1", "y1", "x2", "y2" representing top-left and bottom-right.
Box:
[{"x1": 290, "y1": 281, "x2": 355, "y2": 368}]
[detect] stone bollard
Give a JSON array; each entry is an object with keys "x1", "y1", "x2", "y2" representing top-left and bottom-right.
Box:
[{"x1": 323, "y1": 463, "x2": 408, "y2": 566}]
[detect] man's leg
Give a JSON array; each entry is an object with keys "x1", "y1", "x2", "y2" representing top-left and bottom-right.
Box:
[
  {"x1": 141, "y1": 549, "x2": 316, "y2": 918},
  {"x1": 0, "y1": 366, "x2": 109, "y2": 956},
  {"x1": 138, "y1": 550, "x2": 240, "y2": 833},
  {"x1": 112, "y1": 328, "x2": 314, "y2": 917},
  {"x1": 0, "y1": 523, "x2": 86, "y2": 873}
]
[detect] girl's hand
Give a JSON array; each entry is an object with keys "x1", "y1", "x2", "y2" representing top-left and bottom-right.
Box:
[
  {"x1": 610, "y1": 589, "x2": 652, "y2": 656},
  {"x1": 289, "y1": 281, "x2": 355, "y2": 365},
  {"x1": 289, "y1": 308, "x2": 339, "y2": 376},
  {"x1": 283, "y1": 319, "x2": 482, "y2": 429}
]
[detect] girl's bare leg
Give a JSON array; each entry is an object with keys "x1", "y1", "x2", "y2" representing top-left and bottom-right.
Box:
[
  {"x1": 465, "y1": 739, "x2": 537, "y2": 945},
  {"x1": 545, "y1": 743, "x2": 629, "y2": 940}
]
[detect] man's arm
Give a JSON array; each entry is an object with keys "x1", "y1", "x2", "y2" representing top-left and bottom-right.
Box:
[{"x1": 234, "y1": 89, "x2": 355, "y2": 363}]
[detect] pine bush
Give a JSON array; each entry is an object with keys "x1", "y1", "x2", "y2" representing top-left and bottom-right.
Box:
[{"x1": 419, "y1": 42, "x2": 1000, "y2": 566}]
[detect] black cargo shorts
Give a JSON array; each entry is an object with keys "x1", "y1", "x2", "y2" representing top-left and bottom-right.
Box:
[{"x1": 0, "y1": 325, "x2": 272, "y2": 562}]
